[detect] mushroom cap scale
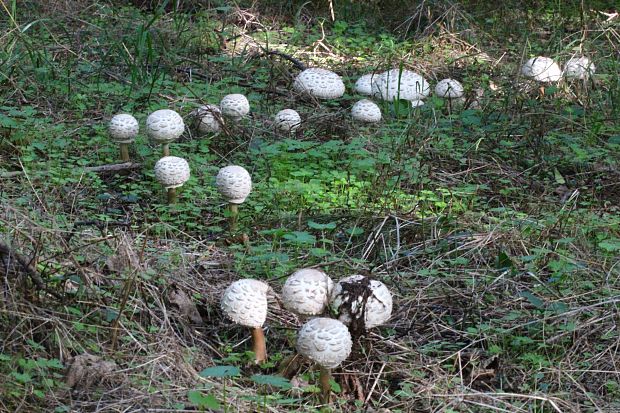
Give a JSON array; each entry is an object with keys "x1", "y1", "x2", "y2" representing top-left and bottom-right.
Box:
[
  {"x1": 351, "y1": 99, "x2": 382, "y2": 123},
  {"x1": 521, "y1": 57, "x2": 562, "y2": 82},
  {"x1": 435, "y1": 79, "x2": 464, "y2": 98},
  {"x1": 564, "y1": 57, "x2": 595, "y2": 80},
  {"x1": 372, "y1": 69, "x2": 430, "y2": 101},
  {"x1": 293, "y1": 68, "x2": 345, "y2": 100},
  {"x1": 220, "y1": 94, "x2": 250, "y2": 119},
  {"x1": 330, "y1": 274, "x2": 393, "y2": 329},
  {"x1": 274, "y1": 109, "x2": 302, "y2": 132},
  {"x1": 216, "y1": 165, "x2": 252, "y2": 204},
  {"x1": 296, "y1": 318, "x2": 352, "y2": 368},
  {"x1": 221, "y1": 279, "x2": 269, "y2": 328},
  {"x1": 282, "y1": 268, "x2": 334, "y2": 316},
  {"x1": 154, "y1": 156, "x2": 191, "y2": 189},
  {"x1": 193, "y1": 105, "x2": 223, "y2": 134},
  {"x1": 109, "y1": 114, "x2": 139, "y2": 143},
  {"x1": 354, "y1": 74, "x2": 378, "y2": 96},
  {"x1": 146, "y1": 109, "x2": 185, "y2": 144}
]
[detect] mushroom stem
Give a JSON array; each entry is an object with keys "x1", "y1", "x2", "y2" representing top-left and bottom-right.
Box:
[
  {"x1": 319, "y1": 366, "x2": 332, "y2": 404},
  {"x1": 251, "y1": 327, "x2": 267, "y2": 363},
  {"x1": 162, "y1": 143, "x2": 170, "y2": 156},
  {"x1": 119, "y1": 143, "x2": 130, "y2": 162},
  {"x1": 167, "y1": 188, "x2": 177, "y2": 204},
  {"x1": 228, "y1": 203, "x2": 239, "y2": 232}
]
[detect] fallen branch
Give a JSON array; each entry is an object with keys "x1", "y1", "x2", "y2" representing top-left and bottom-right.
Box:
[{"x1": 1, "y1": 162, "x2": 142, "y2": 179}]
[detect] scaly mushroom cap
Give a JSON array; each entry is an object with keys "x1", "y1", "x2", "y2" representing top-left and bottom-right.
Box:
[
  {"x1": 521, "y1": 57, "x2": 562, "y2": 82},
  {"x1": 193, "y1": 105, "x2": 223, "y2": 134},
  {"x1": 354, "y1": 74, "x2": 377, "y2": 96},
  {"x1": 282, "y1": 268, "x2": 334, "y2": 316},
  {"x1": 146, "y1": 109, "x2": 185, "y2": 144},
  {"x1": 351, "y1": 99, "x2": 382, "y2": 123},
  {"x1": 296, "y1": 318, "x2": 352, "y2": 368},
  {"x1": 435, "y1": 79, "x2": 464, "y2": 98},
  {"x1": 109, "y1": 114, "x2": 139, "y2": 143},
  {"x1": 216, "y1": 165, "x2": 252, "y2": 204},
  {"x1": 220, "y1": 94, "x2": 250, "y2": 120},
  {"x1": 154, "y1": 156, "x2": 191, "y2": 189},
  {"x1": 564, "y1": 57, "x2": 596, "y2": 80},
  {"x1": 293, "y1": 68, "x2": 345, "y2": 100},
  {"x1": 221, "y1": 279, "x2": 269, "y2": 328},
  {"x1": 274, "y1": 109, "x2": 302, "y2": 132},
  {"x1": 330, "y1": 274, "x2": 393, "y2": 329},
  {"x1": 372, "y1": 69, "x2": 430, "y2": 101},
  {"x1": 411, "y1": 99, "x2": 425, "y2": 108}
]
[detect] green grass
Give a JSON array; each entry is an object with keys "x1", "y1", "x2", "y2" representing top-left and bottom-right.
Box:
[{"x1": 1, "y1": 1, "x2": 619, "y2": 412}]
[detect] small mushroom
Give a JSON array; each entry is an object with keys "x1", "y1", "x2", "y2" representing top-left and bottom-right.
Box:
[
  {"x1": 109, "y1": 114, "x2": 139, "y2": 162},
  {"x1": 372, "y1": 69, "x2": 430, "y2": 102},
  {"x1": 146, "y1": 109, "x2": 185, "y2": 156},
  {"x1": 435, "y1": 79, "x2": 465, "y2": 111},
  {"x1": 521, "y1": 56, "x2": 562, "y2": 83},
  {"x1": 220, "y1": 94, "x2": 250, "y2": 120},
  {"x1": 216, "y1": 165, "x2": 252, "y2": 232},
  {"x1": 192, "y1": 105, "x2": 223, "y2": 134},
  {"x1": 351, "y1": 99, "x2": 382, "y2": 123},
  {"x1": 411, "y1": 99, "x2": 425, "y2": 108},
  {"x1": 354, "y1": 73, "x2": 378, "y2": 96},
  {"x1": 330, "y1": 274, "x2": 393, "y2": 335},
  {"x1": 274, "y1": 109, "x2": 302, "y2": 133},
  {"x1": 154, "y1": 156, "x2": 190, "y2": 204},
  {"x1": 282, "y1": 268, "x2": 334, "y2": 316},
  {"x1": 221, "y1": 279, "x2": 269, "y2": 363},
  {"x1": 297, "y1": 317, "x2": 352, "y2": 404},
  {"x1": 293, "y1": 68, "x2": 345, "y2": 100},
  {"x1": 564, "y1": 57, "x2": 595, "y2": 80}
]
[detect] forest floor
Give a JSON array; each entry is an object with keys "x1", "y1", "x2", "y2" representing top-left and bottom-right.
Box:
[{"x1": 1, "y1": 1, "x2": 619, "y2": 412}]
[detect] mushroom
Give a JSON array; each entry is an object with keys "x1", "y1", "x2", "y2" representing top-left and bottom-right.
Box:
[
  {"x1": 221, "y1": 279, "x2": 269, "y2": 363},
  {"x1": 216, "y1": 165, "x2": 252, "y2": 231},
  {"x1": 354, "y1": 73, "x2": 378, "y2": 96},
  {"x1": 330, "y1": 274, "x2": 393, "y2": 335},
  {"x1": 293, "y1": 68, "x2": 345, "y2": 100},
  {"x1": 297, "y1": 317, "x2": 352, "y2": 404},
  {"x1": 435, "y1": 78, "x2": 465, "y2": 111},
  {"x1": 108, "y1": 114, "x2": 139, "y2": 162},
  {"x1": 220, "y1": 94, "x2": 250, "y2": 120},
  {"x1": 146, "y1": 109, "x2": 185, "y2": 156},
  {"x1": 282, "y1": 268, "x2": 334, "y2": 316},
  {"x1": 564, "y1": 57, "x2": 595, "y2": 80},
  {"x1": 371, "y1": 69, "x2": 430, "y2": 102},
  {"x1": 521, "y1": 56, "x2": 562, "y2": 83},
  {"x1": 274, "y1": 109, "x2": 302, "y2": 133},
  {"x1": 351, "y1": 99, "x2": 382, "y2": 123},
  {"x1": 154, "y1": 156, "x2": 190, "y2": 204},
  {"x1": 411, "y1": 99, "x2": 425, "y2": 108},
  {"x1": 192, "y1": 105, "x2": 223, "y2": 134}
]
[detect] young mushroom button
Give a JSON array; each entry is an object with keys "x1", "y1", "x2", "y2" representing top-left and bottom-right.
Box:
[
  {"x1": 192, "y1": 105, "x2": 223, "y2": 134},
  {"x1": 154, "y1": 156, "x2": 190, "y2": 204},
  {"x1": 354, "y1": 73, "x2": 378, "y2": 96},
  {"x1": 109, "y1": 114, "x2": 139, "y2": 162},
  {"x1": 274, "y1": 109, "x2": 302, "y2": 133},
  {"x1": 293, "y1": 68, "x2": 345, "y2": 100},
  {"x1": 146, "y1": 109, "x2": 185, "y2": 156},
  {"x1": 521, "y1": 57, "x2": 562, "y2": 83},
  {"x1": 564, "y1": 57, "x2": 596, "y2": 80},
  {"x1": 282, "y1": 268, "x2": 334, "y2": 316},
  {"x1": 435, "y1": 79, "x2": 464, "y2": 99},
  {"x1": 220, "y1": 94, "x2": 250, "y2": 120},
  {"x1": 330, "y1": 274, "x2": 393, "y2": 330},
  {"x1": 351, "y1": 99, "x2": 382, "y2": 123},
  {"x1": 372, "y1": 69, "x2": 430, "y2": 101}
]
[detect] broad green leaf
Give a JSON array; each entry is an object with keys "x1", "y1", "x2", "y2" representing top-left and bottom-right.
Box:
[
  {"x1": 199, "y1": 365, "x2": 240, "y2": 378},
  {"x1": 250, "y1": 374, "x2": 292, "y2": 389},
  {"x1": 187, "y1": 390, "x2": 221, "y2": 409},
  {"x1": 519, "y1": 291, "x2": 544, "y2": 309}
]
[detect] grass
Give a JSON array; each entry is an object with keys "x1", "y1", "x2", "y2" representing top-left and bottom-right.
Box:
[{"x1": 1, "y1": 1, "x2": 619, "y2": 412}]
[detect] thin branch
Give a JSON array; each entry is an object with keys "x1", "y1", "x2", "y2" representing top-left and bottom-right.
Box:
[{"x1": 1, "y1": 162, "x2": 142, "y2": 179}]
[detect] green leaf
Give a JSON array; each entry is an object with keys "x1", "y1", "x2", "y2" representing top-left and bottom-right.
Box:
[
  {"x1": 307, "y1": 220, "x2": 337, "y2": 230},
  {"x1": 250, "y1": 374, "x2": 292, "y2": 389},
  {"x1": 553, "y1": 168, "x2": 566, "y2": 185},
  {"x1": 598, "y1": 239, "x2": 620, "y2": 252},
  {"x1": 187, "y1": 390, "x2": 221, "y2": 409},
  {"x1": 198, "y1": 365, "x2": 240, "y2": 378},
  {"x1": 11, "y1": 372, "x2": 32, "y2": 383},
  {"x1": 519, "y1": 291, "x2": 544, "y2": 309}
]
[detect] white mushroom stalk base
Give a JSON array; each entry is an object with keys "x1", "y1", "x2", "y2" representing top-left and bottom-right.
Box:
[
  {"x1": 251, "y1": 327, "x2": 267, "y2": 363},
  {"x1": 162, "y1": 143, "x2": 170, "y2": 156},
  {"x1": 119, "y1": 143, "x2": 130, "y2": 162},
  {"x1": 228, "y1": 203, "x2": 239, "y2": 232},
  {"x1": 319, "y1": 366, "x2": 332, "y2": 404},
  {"x1": 167, "y1": 187, "x2": 178, "y2": 204}
]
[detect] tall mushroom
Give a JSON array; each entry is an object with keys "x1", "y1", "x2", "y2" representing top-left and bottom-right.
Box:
[
  {"x1": 282, "y1": 268, "x2": 334, "y2": 317},
  {"x1": 216, "y1": 165, "x2": 252, "y2": 232},
  {"x1": 221, "y1": 279, "x2": 269, "y2": 363},
  {"x1": 351, "y1": 99, "x2": 382, "y2": 123},
  {"x1": 146, "y1": 109, "x2": 185, "y2": 156},
  {"x1": 274, "y1": 109, "x2": 302, "y2": 133},
  {"x1": 297, "y1": 317, "x2": 352, "y2": 404},
  {"x1": 154, "y1": 156, "x2": 190, "y2": 204},
  {"x1": 108, "y1": 114, "x2": 139, "y2": 162},
  {"x1": 220, "y1": 94, "x2": 250, "y2": 120},
  {"x1": 293, "y1": 68, "x2": 345, "y2": 100}
]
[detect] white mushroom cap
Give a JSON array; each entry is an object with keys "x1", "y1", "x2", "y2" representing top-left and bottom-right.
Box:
[
  {"x1": 521, "y1": 57, "x2": 562, "y2": 82},
  {"x1": 220, "y1": 94, "x2": 250, "y2": 120},
  {"x1": 296, "y1": 318, "x2": 352, "y2": 368},
  {"x1": 146, "y1": 109, "x2": 185, "y2": 144},
  {"x1": 221, "y1": 279, "x2": 269, "y2": 328},
  {"x1": 154, "y1": 156, "x2": 191, "y2": 189},
  {"x1": 109, "y1": 114, "x2": 139, "y2": 143},
  {"x1": 274, "y1": 109, "x2": 302, "y2": 132},
  {"x1": 435, "y1": 79, "x2": 464, "y2": 98},
  {"x1": 293, "y1": 68, "x2": 345, "y2": 100},
  {"x1": 216, "y1": 165, "x2": 252, "y2": 204},
  {"x1": 564, "y1": 57, "x2": 596, "y2": 80},
  {"x1": 330, "y1": 274, "x2": 393, "y2": 329},
  {"x1": 282, "y1": 268, "x2": 334, "y2": 316},
  {"x1": 354, "y1": 74, "x2": 377, "y2": 96},
  {"x1": 351, "y1": 99, "x2": 382, "y2": 123},
  {"x1": 411, "y1": 99, "x2": 425, "y2": 108},
  {"x1": 372, "y1": 69, "x2": 431, "y2": 101},
  {"x1": 192, "y1": 105, "x2": 223, "y2": 134}
]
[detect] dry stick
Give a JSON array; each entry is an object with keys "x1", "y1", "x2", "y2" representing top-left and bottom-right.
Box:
[
  {"x1": 110, "y1": 269, "x2": 138, "y2": 351},
  {"x1": 251, "y1": 327, "x2": 267, "y2": 363},
  {"x1": 1, "y1": 162, "x2": 141, "y2": 179}
]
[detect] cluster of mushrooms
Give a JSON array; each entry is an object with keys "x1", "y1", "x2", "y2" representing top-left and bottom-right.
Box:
[{"x1": 221, "y1": 269, "x2": 392, "y2": 403}]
